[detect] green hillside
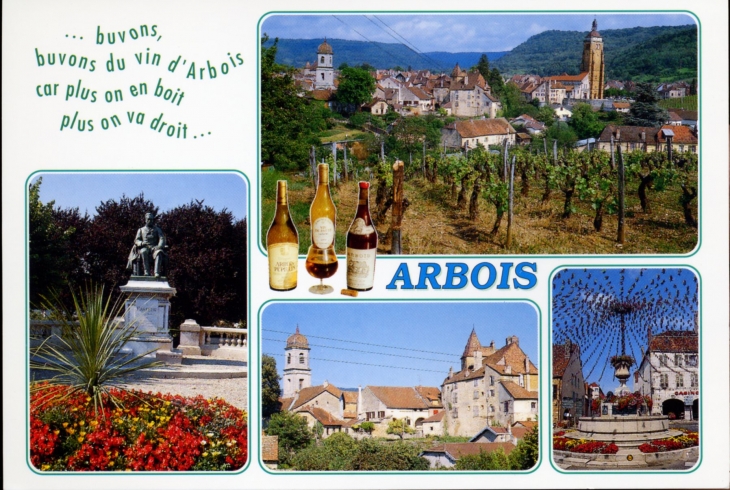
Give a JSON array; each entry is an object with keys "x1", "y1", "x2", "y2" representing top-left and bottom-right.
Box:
[
  {"x1": 263, "y1": 38, "x2": 506, "y2": 72},
  {"x1": 493, "y1": 24, "x2": 697, "y2": 82}
]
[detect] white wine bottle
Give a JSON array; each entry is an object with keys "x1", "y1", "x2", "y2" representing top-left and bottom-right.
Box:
[
  {"x1": 346, "y1": 181, "x2": 377, "y2": 291},
  {"x1": 267, "y1": 180, "x2": 298, "y2": 291},
  {"x1": 305, "y1": 163, "x2": 338, "y2": 294}
]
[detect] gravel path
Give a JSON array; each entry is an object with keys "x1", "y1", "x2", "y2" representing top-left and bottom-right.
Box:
[{"x1": 117, "y1": 374, "x2": 249, "y2": 410}]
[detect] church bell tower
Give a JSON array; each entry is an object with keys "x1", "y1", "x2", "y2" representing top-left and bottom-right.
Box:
[
  {"x1": 282, "y1": 326, "x2": 312, "y2": 398},
  {"x1": 581, "y1": 19, "x2": 605, "y2": 100}
]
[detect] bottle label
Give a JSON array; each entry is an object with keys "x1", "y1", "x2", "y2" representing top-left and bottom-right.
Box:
[
  {"x1": 268, "y1": 243, "x2": 298, "y2": 290},
  {"x1": 312, "y1": 217, "x2": 335, "y2": 248},
  {"x1": 347, "y1": 247, "x2": 376, "y2": 289},
  {"x1": 349, "y1": 217, "x2": 375, "y2": 236}
]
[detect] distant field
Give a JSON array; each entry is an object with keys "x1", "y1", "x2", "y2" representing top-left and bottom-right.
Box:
[{"x1": 658, "y1": 95, "x2": 697, "y2": 111}]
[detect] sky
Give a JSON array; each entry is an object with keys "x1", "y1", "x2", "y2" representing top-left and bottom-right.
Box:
[
  {"x1": 261, "y1": 301, "x2": 538, "y2": 390},
  {"x1": 551, "y1": 267, "x2": 698, "y2": 394},
  {"x1": 32, "y1": 172, "x2": 247, "y2": 220},
  {"x1": 260, "y1": 13, "x2": 696, "y2": 53}
]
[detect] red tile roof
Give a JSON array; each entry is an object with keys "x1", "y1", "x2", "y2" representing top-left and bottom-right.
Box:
[
  {"x1": 422, "y1": 411, "x2": 445, "y2": 423},
  {"x1": 426, "y1": 442, "x2": 516, "y2": 458},
  {"x1": 366, "y1": 386, "x2": 433, "y2": 409},
  {"x1": 553, "y1": 341, "x2": 580, "y2": 377},
  {"x1": 657, "y1": 125, "x2": 698, "y2": 144},
  {"x1": 290, "y1": 384, "x2": 342, "y2": 410},
  {"x1": 415, "y1": 386, "x2": 442, "y2": 406},
  {"x1": 649, "y1": 330, "x2": 698, "y2": 354},
  {"x1": 297, "y1": 405, "x2": 345, "y2": 426},
  {"x1": 513, "y1": 420, "x2": 537, "y2": 430},
  {"x1": 452, "y1": 118, "x2": 515, "y2": 138},
  {"x1": 546, "y1": 72, "x2": 589, "y2": 82},
  {"x1": 597, "y1": 125, "x2": 660, "y2": 144},
  {"x1": 484, "y1": 341, "x2": 537, "y2": 375},
  {"x1": 500, "y1": 381, "x2": 537, "y2": 400}
]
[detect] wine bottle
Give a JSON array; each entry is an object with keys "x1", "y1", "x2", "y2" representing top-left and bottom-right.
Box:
[
  {"x1": 346, "y1": 181, "x2": 377, "y2": 291},
  {"x1": 305, "y1": 163, "x2": 338, "y2": 294},
  {"x1": 267, "y1": 180, "x2": 298, "y2": 291}
]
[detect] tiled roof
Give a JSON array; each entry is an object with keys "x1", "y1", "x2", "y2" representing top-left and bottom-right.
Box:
[
  {"x1": 291, "y1": 384, "x2": 342, "y2": 410},
  {"x1": 297, "y1": 405, "x2": 345, "y2": 426},
  {"x1": 261, "y1": 435, "x2": 279, "y2": 462},
  {"x1": 672, "y1": 109, "x2": 697, "y2": 121},
  {"x1": 553, "y1": 342, "x2": 580, "y2": 377},
  {"x1": 279, "y1": 396, "x2": 294, "y2": 411},
  {"x1": 613, "y1": 102, "x2": 631, "y2": 109},
  {"x1": 657, "y1": 125, "x2": 697, "y2": 144},
  {"x1": 500, "y1": 381, "x2": 537, "y2": 400},
  {"x1": 310, "y1": 89, "x2": 334, "y2": 101},
  {"x1": 484, "y1": 341, "x2": 537, "y2": 375},
  {"x1": 649, "y1": 330, "x2": 698, "y2": 354},
  {"x1": 422, "y1": 411, "x2": 445, "y2": 423},
  {"x1": 342, "y1": 391, "x2": 358, "y2": 404},
  {"x1": 408, "y1": 86, "x2": 432, "y2": 100},
  {"x1": 510, "y1": 427, "x2": 528, "y2": 440},
  {"x1": 513, "y1": 420, "x2": 537, "y2": 429},
  {"x1": 462, "y1": 328, "x2": 482, "y2": 357},
  {"x1": 366, "y1": 386, "x2": 432, "y2": 409},
  {"x1": 597, "y1": 125, "x2": 660, "y2": 144},
  {"x1": 286, "y1": 326, "x2": 309, "y2": 348},
  {"x1": 425, "y1": 442, "x2": 516, "y2": 458},
  {"x1": 546, "y1": 72, "x2": 589, "y2": 82},
  {"x1": 443, "y1": 366, "x2": 486, "y2": 386},
  {"x1": 343, "y1": 410, "x2": 357, "y2": 419},
  {"x1": 452, "y1": 118, "x2": 515, "y2": 138},
  {"x1": 415, "y1": 386, "x2": 442, "y2": 405}
]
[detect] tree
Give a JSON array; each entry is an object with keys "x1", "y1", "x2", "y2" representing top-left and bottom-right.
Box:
[
  {"x1": 358, "y1": 421, "x2": 375, "y2": 435},
  {"x1": 625, "y1": 82, "x2": 669, "y2": 127},
  {"x1": 474, "y1": 54, "x2": 490, "y2": 80},
  {"x1": 569, "y1": 103, "x2": 605, "y2": 139},
  {"x1": 261, "y1": 355, "x2": 282, "y2": 418},
  {"x1": 336, "y1": 67, "x2": 376, "y2": 111},
  {"x1": 508, "y1": 421, "x2": 539, "y2": 470},
  {"x1": 535, "y1": 105, "x2": 556, "y2": 127},
  {"x1": 260, "y1": 35, "x2": 314, "y2": 170},
  {"x1": 28, "y1": 178, "x2": 78, "y2": 306},
  {"x1": 455, "y1": 448, "x2": 513, "y2": 470},
  {"x1": 349, "y1": 439, "x2": 429, "y2": 471},
  {"x1": 386, "y1": 418, "x2": 415, "y2": 440},
  {"x1": 159, "y1": 201, "x2": 247, "y2": 328},
  {"x1": 266, "y1": 411, "x2": 313, "y2": 467}
]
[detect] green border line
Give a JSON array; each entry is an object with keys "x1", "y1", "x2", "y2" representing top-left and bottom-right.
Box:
[
  {"x1": 256, "y1": 298, "x2": 542, "y2": 475},
  {"x1": 24, "y1": 169, "x2": 252, "y2": 476},
  {"x1": 546, "y1": 264, "x2": 702, "y2": 474},
  {"x1": 256, "y1": 9, "x2": 701, "y2": 259}
]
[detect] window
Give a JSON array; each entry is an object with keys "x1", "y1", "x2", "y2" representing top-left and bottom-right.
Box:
[
  {"x1": 473, "y1": 406, "x2": 479, "y2": 416},
  {"x1": 452, "y1": 409, "x2": 459, "y2": 419},
  {"x1": 553, "y1": 385, "x2": 558, "y2": 399},
  {"x1": 489, "y1": 405, "x2": 495, "y2": 413},
  {"x1": 691, "y1": 373, "x2": 698, "y2": 387},
  {"x1": 679, "y1": 144, "x2": 684, "y2": 153},
  {"x1": 453, "y1": 393, "x2": 458, "y2": 404},
  {"x1": 531, "y1": 402, "x2": 537, "y2": 411},
  {"x1": 366, "y1": 411, "x2": 375, "y2": 421},
  {"x1": 287, "y1": 353, "x2": 291, "y2": 364},
  {"x1": 489, "y1": 389, "x2": 495, "y2": 398},
  {"x1": 320, "y1": 56, "x2": 324, "y2": 63},
  {"x1": 675, "y1": 354, "x2": 684, "y2": 368},
  {"x1": 320, "y1": 73, "x2": 325, "y2": 80},
  {"x1": 519, "y1": 374, "x2": 524, "y2": 387},
  {"x1": 490, "y1": 376, "x2": 495, "y2": 386},
  {"x1": 686, "y1": 355, "x2": 698, "y2": 367},
  {"x1": 676, "y1": 374, "x2": 684, "y2": 388},
  {"x1": 503, "y1": 401, "x2": 510, "y2": 413},
  {"x1": 378, "y1": 411, "x2": 385, "y2": 418},
  {"x1": 473, "y1": 390, "x2": 479, "y2": 400},
  {"x1": 659, "y1": 354, "x2": 668, "y2": 366},
  {"x1": 690, "y1": 146, "x2": 696, "y2": 153},
  {"x1": 299, "y1": 353, "x2": 304, "y2": 364},
  {"x1": 298, "y1": 379, "x2": 303, "y2": 390},
  {"x1": 473, "y1": 379, "x2": 479, "y2": 387},
  {"x1": 660, "y1": 373, "x2": 669, "y2": 389}
]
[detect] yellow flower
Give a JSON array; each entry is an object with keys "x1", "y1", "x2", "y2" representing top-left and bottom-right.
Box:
[
  {"x1": 202, "y1": 452, "x2": 209, "y2": 457},
  {"x1": 77, "y1": 436, "x2": 84, "y2": 443},
  {"x1": 90, "y1": 420, "x2": 99, "y2": 427},
  {"x1": 79, "y1": 431, "x2": 86, "y2": 437},
  {"x1": 41, "y1": 464, "x2": 51, "y2": 471},
  {"x1": 78, "y1": 421, "x2": 85, "y2": 426},
  {"x1": 108, "y1": 462, "x2": 114, "y2": 468},
  {"x1": 212, "y1": 451, "x2": 220, "y2": 457},
  {"x1": 62, "y1": 422, "x2": 68, "y2": 428},
  {"x1": 67, "y1": 428, "x2": 76, "y2": 435},
  {"x1": 164, "y1": 401, "x2": 171, "y2": 406},
  {"x1": 53, "y1": 430, "x2": 60, "y2": 435}
]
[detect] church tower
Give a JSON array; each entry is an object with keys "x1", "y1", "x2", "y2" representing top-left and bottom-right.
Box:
[
  {"x1": 315, "y1": 39, "x2": 335, "y2": 90},
  {"x1": 581, "y1": 19, "x2": 605, "y2": 100},
  {"x1": 282, "y1": 326, "x2": 312, "y2": 398}
]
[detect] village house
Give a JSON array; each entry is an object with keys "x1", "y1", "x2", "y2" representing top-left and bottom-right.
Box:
[
  {"x1": 552, "y1": 339, "x2": 586, "y2": 427},
  {"x1": 612, "y1": 101, "x2": 631, "y2": 113},
  {"x1": 440, "y1": 118, "x2": 516, "y2": 150},
  {"x1": 597, "y1": 125, "x2": 697, "y2": 154},
  {"x1": 449, "y1": 67, "x2": 500, "y2": 118},
  {"x1": 510, "y1": 114, "x2": 547, "y2": 135},
  {"x1": 420, "y1": 411, "x2": 445, "y2": 436},
  {"x1": 656, "y1": 125, "x2": 698, "y2": 154},
  {"x1": 545, "y1": 73, "x2": 591, "y2": 100},
  {"x1": 442, "y1": 331, "x2": 538, "y2": 437},
  {"x1": 634, "y1": 329, "x2": 699, "y2": 421},
  {"x1": 420, "y1": 442, "x2": 516, "y2": 469},
  {"x1": 358, "y1": 385, "x2": 442, "y2": 437},
  {"x1": 672, "y1": 109, "x2": 698, "y2": 129},
  {"x1": 657, "y1": 82, "x2": 689, "y2": 99},
  {"x1": 532, "y1": 80, "x2": 567, "y2": 105}
]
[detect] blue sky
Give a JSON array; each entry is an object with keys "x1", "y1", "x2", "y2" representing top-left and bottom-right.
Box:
[
  {"x1": 552, "y1": 268, "x2": 698, "y2": 393},
  {"x1": 260, "y1": 13, "x2": 695, "y2": 53},
  {"x1": 261, "y1": 301, "x2": 538, "y2": 389},
  {"x1": 32, "y1": 172, "x2": 247, "y2": 220}
]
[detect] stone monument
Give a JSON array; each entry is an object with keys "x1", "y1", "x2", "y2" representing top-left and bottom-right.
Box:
[{"x1": 120, "y1": 212, "x2": 179, "y2": 363}]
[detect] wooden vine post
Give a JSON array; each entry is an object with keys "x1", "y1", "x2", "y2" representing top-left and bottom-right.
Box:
[
  {"x1": 391, "y1": 160, "x2": 405, "y2": 254},
  {"x1": 331, "y1": 141, "x2": 338, "y2": 188},
  {"x1": 343, "y1": 139, "x2": 349, "y2": 182},
  {"x1": 506, "y1": 155, "x2": 516, "y2": 249},
  {"x1": 617, "y1": 145, "x2": 625, "y2": 245}
]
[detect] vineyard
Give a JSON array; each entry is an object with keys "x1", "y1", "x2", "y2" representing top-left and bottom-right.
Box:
[{"x1": 261, "y1": 144, "x2": 698, "y2": 255}]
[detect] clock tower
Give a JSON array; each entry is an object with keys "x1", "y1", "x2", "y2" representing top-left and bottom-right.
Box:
[{"x1": 581, "y1": 19, "x2": 605, "y2": 100}]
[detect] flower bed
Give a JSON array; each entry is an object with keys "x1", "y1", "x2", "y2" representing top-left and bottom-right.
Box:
[
  {"x1": 638, "y1": 431, "x2": 699, "y2": 454},
  {"x1": 552, "y1": 436, "x2": 618, "y2": 454},
  {"x1": 30, "y1": 384, "x2": 248, "y2": 471}
]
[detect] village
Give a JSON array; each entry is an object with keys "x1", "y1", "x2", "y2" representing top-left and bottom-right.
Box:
[{"x1": 286, "y1": 19, "x2": 697, "y2": 154}]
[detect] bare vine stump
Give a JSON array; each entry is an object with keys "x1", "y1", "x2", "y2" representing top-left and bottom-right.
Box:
[{"x1": 391, "y1": 160, "x2": 405, "y2": 254}]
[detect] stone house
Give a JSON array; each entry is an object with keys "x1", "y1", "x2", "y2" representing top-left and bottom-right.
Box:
[
  {"x1": 295, "y1": 405, "x2": 347, "y2": 439},
  {"x1": 672, "y1": 109, "x2": 698, "y2": 129},
  {"x1": 449, "y1": 71, "x2": 499, "y2": 118},
  {"x1": 545, "y1": 73, "x2": 590, "y2": 100},
  {"x1": 634, "y1": 330, "x2": 699, "y2": 420},
  {"x1": 596, "y1": 125, "x2": 660, "y2": 153},
  {"x1": 362, "y1": 99, "x2": 388, "y2": 115},
  {"x1": 440, "y1": 118, "x2": 516, "y2": 150},
  {"x1": 420, "y1": 411, "x2": 445, "y2": 436},
  {"x1": 442, "y1": 331, "x2": 538, "y2": 437},
  {"x1": 510, "y1": 114, "x2": 546, "y2": 135},
  {"x1": 655, "y1": 125, "x2": 698, "y2": 154},
  {"x1": 552, "y1": 339, "x2": 586, "y2": 427},
  {"x1": 612, "y1": 101, "x2": 631, "y2": 113},
  {"x1": 532, "y1": 80, "x2": 567, "y2": 105},
  {"x1": 358, "y1": 385, "x2": 441, "y2": 437}
]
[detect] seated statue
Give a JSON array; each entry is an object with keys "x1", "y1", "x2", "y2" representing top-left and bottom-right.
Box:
[{"x1": 127, "y1": 212, "x2": 168, "y2": 277}]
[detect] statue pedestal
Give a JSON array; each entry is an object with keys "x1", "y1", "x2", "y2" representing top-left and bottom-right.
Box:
[{"x1": 120, "y1": 277, "x2": 177, "y2": 359}]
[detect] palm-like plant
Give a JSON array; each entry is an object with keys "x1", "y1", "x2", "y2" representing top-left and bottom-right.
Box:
[{"x1": 30, "y1": 284, "x2": 161, "y2": 413}]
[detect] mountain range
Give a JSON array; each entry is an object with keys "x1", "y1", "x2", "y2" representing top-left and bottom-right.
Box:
[{"x1": 266, "y1": 23, "x2": 697, "y2": 83}]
